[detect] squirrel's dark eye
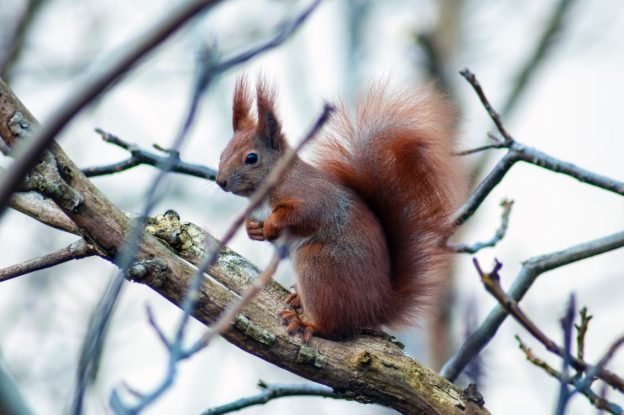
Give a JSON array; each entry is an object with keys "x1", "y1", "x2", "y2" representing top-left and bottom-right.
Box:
[{"x1": 245, "y1": 152, "x2": 258, "y2": 165}]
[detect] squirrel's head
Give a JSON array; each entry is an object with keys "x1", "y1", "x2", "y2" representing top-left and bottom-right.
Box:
[{"x1": 217, "y1": 77, "x2": 286, "y2": 197}]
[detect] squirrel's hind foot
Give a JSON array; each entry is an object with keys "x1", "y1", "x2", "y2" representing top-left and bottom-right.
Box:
[{"x1": 278, "y1": 309, "x2": 318, "y2": 343}]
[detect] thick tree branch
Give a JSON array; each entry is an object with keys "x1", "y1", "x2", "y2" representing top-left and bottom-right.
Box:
[
  {"x1": 0, "y1": 239, "x2": 97, "y2": 283},
  {"x1": 0, "y1": 40, "x2": 487, "y2": 415}
]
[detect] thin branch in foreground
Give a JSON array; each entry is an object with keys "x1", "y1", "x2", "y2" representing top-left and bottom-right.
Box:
[
  {"x1": 468, "y1": 258, "x2": 624, "y2": 392},
  {"x1": 145, "y1": 304, "x2": 172, "y2": 351},
  {"x1": 112, "y1": 246, "x2": 284, "y2": 414},
  {"x1": 110, "y1": 103, "x2": 334, "y2": 415},
  {"x1": 202, "y1": 380, "x2": 342, "y2": 415},
  {"x1": 74, "y1": 1, "x2": 323, "y2": 408},
  {"x1": 449, "y1": 199, "x2": 513, "y2": 254},
  {"x1": 440, "y1": 229, "x2": 624, "y2": 382},
  {"x1": 516, "y1": 336, "x2": 622, "y2": 415},
  {"x1": 555, "y1": 294, "x2": 576, "y2": 415},
  {"x1": 0, "y1": 239, "x2": 97, "y2": 283},
  {"x1": 81, "y1": 129, "x2": 217, "y2": 180},
  {"x1": 0, "y1": 0, "x2": 224, "y2": 218}
]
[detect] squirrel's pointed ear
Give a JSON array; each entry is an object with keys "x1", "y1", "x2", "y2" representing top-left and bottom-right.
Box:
[
  {"x1": 232, "y1": 77, "x2": 253, "y2": 131},
  {"x1": 256, "y1": 80, "x2": 284, "y2": 150}
]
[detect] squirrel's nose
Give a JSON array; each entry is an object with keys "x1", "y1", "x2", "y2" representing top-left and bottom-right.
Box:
[{"x1": 216, "y1": 178, "x2": 227, "y2": 190}]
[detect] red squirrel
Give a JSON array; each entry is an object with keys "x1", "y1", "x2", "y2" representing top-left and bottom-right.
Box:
[{"x1": 217, "y1": 77, "x2": 465, "y2": 341}]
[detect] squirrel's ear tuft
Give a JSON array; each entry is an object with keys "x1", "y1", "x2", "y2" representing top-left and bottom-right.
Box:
[
  {"x1": 256, "y1": 78, "x2": 284, "y2": 150},
  {"x1": 232, "y1": 76, "x2": 253, "y2": 131}
]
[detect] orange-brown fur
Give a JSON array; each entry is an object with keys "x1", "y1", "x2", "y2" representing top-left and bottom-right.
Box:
[{"x1": 217, "y1": 77, "x2": 465, "y2": 338}]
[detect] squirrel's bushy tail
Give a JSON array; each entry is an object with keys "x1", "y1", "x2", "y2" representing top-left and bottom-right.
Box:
[{"x1": 311, "y1": 82, "x2": 465, "y2": 327}]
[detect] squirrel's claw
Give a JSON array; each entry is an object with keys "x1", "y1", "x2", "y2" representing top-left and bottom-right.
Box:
[{"x1": 278, "y1": 308, "x2": 318, "y2": 344}]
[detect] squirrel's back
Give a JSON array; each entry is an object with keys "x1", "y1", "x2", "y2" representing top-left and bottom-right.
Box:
[{"x1": 309, "y1": 82, "x2": 465, "y2": 327}]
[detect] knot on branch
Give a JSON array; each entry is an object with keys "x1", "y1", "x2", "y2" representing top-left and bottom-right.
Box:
[
  {"x1": 23, "y1": 151, "x2": 83, "y2": 212},
  {"x1": 146, "y1": 210, "x2": 205, "y2": 260},
  {"x1": 127, "y1": 258, "x2": 168, "y2": 287},
  {"x1": 461, "y1": 383, "x2": 485, "y2": 407},
  {"x1": 8, "y1": 111, "x2": 31, "y2": 138}
]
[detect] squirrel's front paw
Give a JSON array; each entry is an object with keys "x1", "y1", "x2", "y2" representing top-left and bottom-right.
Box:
[{"x1": 245, "y1": 218, "x2": 265, "y2": 241}]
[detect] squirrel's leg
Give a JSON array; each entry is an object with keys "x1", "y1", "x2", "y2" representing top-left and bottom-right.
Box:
[
  {"x1": 245, "y1": 217, "x2": 265, "y2": 241},
  {"x1": 285, "y1": 283, "x2": 302, "y2": 308}
]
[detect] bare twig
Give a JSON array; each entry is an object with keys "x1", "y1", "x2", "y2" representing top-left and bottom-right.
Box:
[
  {"x1": 460, "y1": 69, "x2": 513, "y2": 144},
  {"x1": 573, "y1": 335, "x2": 624, "y2": 397},
  {"x1": 575, "y1": 307, "x2": 593, "y2": 368},
  {"x1": 81, "y1": 129, "x2": 217, "y2": 180},
  {"x1": 555, "y1": 294, "x2": 576, "y2": 415},
  {"x1": 0, "y1": 239, "x2": 97, "y2": 283},
  {"x1": 0, "y1": 0, "x2": 224, "y2": 218},
  {"x1": 516, "y1": 336, "x2": 622, "y2": 415},
  {"x1": 452, "y1": 69, "x2": 624, "y2": 227},
  {"x1": 441, "y1": 230, "x2": 624, "y2": 382},
  {"x1": 449, "y1": 199, "x2": 513, "y2": 254},
  {"x1": 466, "y1": 258, "x2": 624, "y2": 392},
  {"x1": 517, "y1": 335, "x2": 561, "y2": 379},
  {"x1": 454, "y1": 142, "x2": 506, "y2": 156},
  {"x1": 202, "y1": 380, "x2": 342, "y2": 415}
]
